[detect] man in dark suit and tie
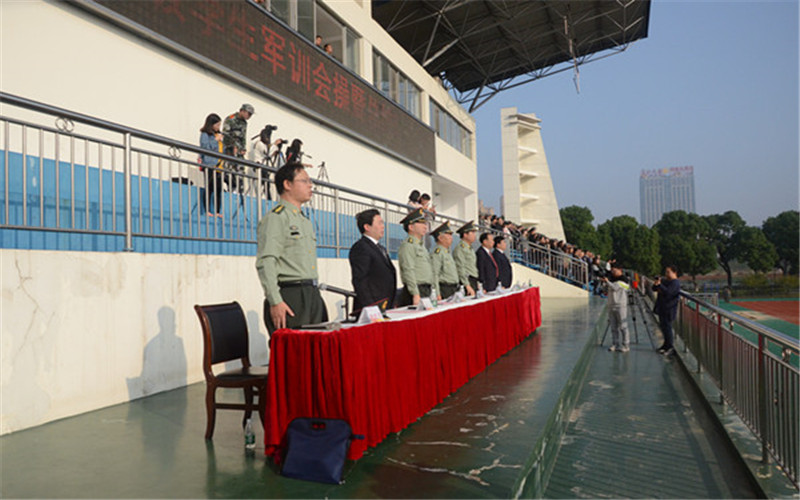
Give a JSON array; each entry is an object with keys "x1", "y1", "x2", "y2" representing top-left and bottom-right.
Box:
[
  {"x1": 349, "y1": 209, "x2": 397, "y2": 313},
  {"x1": 476, "y1": 232, "x2": 499, "y2": 292},
  {"x1": 493, "y1": 235, "x2": 513, "y2": 289}
]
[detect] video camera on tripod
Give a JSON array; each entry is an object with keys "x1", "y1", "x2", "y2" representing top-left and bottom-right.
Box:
[{"x1": 252, "y1": 124, "x2": 279, "y2": 145}]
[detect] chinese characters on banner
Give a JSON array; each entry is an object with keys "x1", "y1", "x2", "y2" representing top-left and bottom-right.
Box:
[{"x1": 102, "y1": 0, "x2": 435, "y2": 171}]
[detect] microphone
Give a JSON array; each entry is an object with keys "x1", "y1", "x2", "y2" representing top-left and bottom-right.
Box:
[{"x1": 318, "y1": 283, "x2": 356, "y2": 298}]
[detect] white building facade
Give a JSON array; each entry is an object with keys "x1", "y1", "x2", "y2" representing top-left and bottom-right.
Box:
[{"x1": 500, "y1": 107, "x2": 565, "y2": 240}]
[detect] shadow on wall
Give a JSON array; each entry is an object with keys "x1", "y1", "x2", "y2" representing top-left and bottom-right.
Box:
[{"x1": 126, "y1": 306, "x2": 188, "y2": 400}]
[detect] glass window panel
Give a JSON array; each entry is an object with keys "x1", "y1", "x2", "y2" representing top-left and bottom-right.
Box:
[
  {"x1": 270, "y1": 0, "x2": 290, "y2": 24},
  {"x1": 380, "y1": 56, "x2": 390, "y2": 97},
  {"x1": 345, "y1": 29, "x2": 360, "y2": 72},
  {"x1": 397, "y1": 75, "x2": 407, "y2": 110},
  {"x1": 388, "y1": 66, "x2": 398, "y2": 102},
  {"x1": 297, "y1": 0, "x2": 314, "y2": 40}
]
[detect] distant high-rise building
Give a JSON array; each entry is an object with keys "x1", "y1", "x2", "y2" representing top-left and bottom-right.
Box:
[{"x1": 639, "y1": 166, "x2": 696, "y2": 226}]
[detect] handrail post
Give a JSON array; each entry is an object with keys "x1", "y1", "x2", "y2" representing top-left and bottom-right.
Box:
[
  {"x1": 717, "y1": 313, "x2": 724, "y2": 404},
  {"x1": 383, "y1": 201, "x2": 389, "y2": 250},
  {"x1": 123, "y1": 132, "x2": 133, "y2": 251},
  {"x1": 333, "y1": 187, "x2": 340, "y2": 258},
  {"x1": 256, "y1": 167, "x2": 262, "y2": 221},
  {"x1": 758, "y1": 334, "x2": 769, "y2": 464}
]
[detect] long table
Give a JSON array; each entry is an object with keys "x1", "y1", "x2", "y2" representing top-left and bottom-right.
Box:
[{"x1": 264, "y1": 287, "x2": 542, "y2": 460}]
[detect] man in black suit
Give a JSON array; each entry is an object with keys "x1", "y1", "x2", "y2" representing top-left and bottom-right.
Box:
[
  {"x1": 349, "y1": 209, "x2": 397, "y2": 313},
  {"x1": 476, "y1": 232, "x2": 499, "y2": 292},
  {"x1": 493, "y1": 235, "x2": 513, "y2": 289}
]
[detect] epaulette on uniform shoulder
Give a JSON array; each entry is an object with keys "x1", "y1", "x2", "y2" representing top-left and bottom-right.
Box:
[{"x1": 271, "y1": 204, "x2": 285, "y2": 214}]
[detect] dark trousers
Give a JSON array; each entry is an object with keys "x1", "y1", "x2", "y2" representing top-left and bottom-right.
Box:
[
  {"x1": 468, "y1": 276, "x2": 479, "y2": 292},
  {"x1": 397, "y1": 284, "x2": 432, "y2": 307},
  {"x1": 659, "y1": 314, "x2": 675, "y2": 349},
  {"x1": 439, "y1": 283, "x2": 458, "y2": 300},
  {"x1": 203, "y1": 169, "x2": 223, "y2": 214},
  {"x1": 263, "y1": 284, "x2": 328, "y2": 336}
]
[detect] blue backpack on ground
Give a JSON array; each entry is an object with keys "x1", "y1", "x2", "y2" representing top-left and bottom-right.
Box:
[{"x1": 281, "y1": 418, "x2": 363, "y2": 484}]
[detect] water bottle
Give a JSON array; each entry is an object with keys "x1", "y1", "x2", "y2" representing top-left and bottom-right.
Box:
[
  {"x1": 430, "y1": 287, "x2": 438, "y2": 308},
  {"x1": 244, "y1": 418, "x2": 256, "y2": 450}
]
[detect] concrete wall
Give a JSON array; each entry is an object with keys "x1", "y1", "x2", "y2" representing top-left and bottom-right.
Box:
[
  {"x1": 0, "y1": 249, "x2": 356, "y2": 436},
  {"x1": 512, "y1": 263, "x2": 588, "y2": 299}
]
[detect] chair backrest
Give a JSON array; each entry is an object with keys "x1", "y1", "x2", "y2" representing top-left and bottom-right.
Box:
[{"x1": 194, "y1": 302, "x2": 250, "y2": 374}]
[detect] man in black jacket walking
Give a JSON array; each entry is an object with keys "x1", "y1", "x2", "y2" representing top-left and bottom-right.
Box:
[
  {"x1": 349, "y1": 209, "x2": 397, "y2": 313},
  {"x1": 653, "y1": 265, "x2": 681, "y2": 355}
]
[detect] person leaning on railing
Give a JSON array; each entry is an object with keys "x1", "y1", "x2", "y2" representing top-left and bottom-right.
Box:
[
  {"x1": 653, "y1": 265, "x2": 681, "y2": 356},
  {"x1": 199, "y1": 113, "x2": 224, "y2": 217}
]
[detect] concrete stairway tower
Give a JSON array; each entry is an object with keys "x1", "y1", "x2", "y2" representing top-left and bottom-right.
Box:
[{"x1": 501, "y1": 107, "x2": 565, "y2": 240}]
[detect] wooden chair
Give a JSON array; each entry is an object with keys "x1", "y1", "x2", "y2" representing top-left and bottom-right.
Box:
[{"x1": 194, "y1": 302, "x2": 268, "y2": 440}]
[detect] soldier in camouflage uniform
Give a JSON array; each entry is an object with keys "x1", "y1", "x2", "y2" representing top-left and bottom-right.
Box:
[
  {"x1": 223, "y1": 104, "x2": 254, "y2": 192},
  {"x1": 453, "y1": 220, "x2": 479, "y2": 296},
  {"x1": 256, "y1": 162, "x2": 327, "y2": 334},
  {"x1": 430, "y1": 222, "x2": 460, "y2": 300},
  {"x1": 397, "y1": 208, "x2": 439, "y2": 306},
  {"x1": 223, "y1": 103, "x2": 253, "y2": 157}
]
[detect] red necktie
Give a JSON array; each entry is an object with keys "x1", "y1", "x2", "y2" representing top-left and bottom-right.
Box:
[{"x1": 489, "y1": 250, "x2": 499, "y2": 277}]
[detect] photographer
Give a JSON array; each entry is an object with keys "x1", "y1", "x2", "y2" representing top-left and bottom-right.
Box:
[
  {"x1": 653, "y1": 265, "x2": 681, "y2": 355},
  {"x1": 285, "y1": 139, "x2": 304, "y2": 165},
  {"x1": 602, "y1": 261, "x2": 631, "y2": 353},
  {"x1": 249, "y1": 125, "x2": 280, "y2": 200}
]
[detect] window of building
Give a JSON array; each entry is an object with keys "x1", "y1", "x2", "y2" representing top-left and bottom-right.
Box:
[
  {"x1": 430, "y1": 100, "x2": 472, "y2": 158},
  {"x1": 314, "y1": 3, "x2": 360, "y2": 72},
  {"x1": 372, "y1": 50, "x2": 422, "y2": 120},
  {"x1": 259, "y1": 0, "x2": 361, "y2": 73}
]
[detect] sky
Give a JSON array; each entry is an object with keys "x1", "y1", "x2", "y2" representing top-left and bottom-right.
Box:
[{"x1": 472, "y1": 0, "x2": 799, "y2": 228}]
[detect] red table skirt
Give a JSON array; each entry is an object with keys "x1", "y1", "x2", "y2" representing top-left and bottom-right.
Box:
[{"x1": 264, "y1": 287, "x2": 542, "y2": 460}]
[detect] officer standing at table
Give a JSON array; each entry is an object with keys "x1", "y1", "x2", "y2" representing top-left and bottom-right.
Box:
[
  {"x1": 256, "y1": 162, "x2": 327, "y2": 334},
  {"x1": 430, "y1": 222, "x2": 460, "y2": 300},
  {"x1": 398, "y1": 208, "x2": 438, "y2": 306},
  {"x1": 453, "y1": 220, "x2": 480, "y2": 296}
]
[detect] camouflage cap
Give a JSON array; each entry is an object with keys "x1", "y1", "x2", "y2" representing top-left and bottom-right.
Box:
[
  {"x1": 456, "y1": 220, "x2": 479, "y2": 236},
  {"x1": 400, "y1": 208, "x2": 426, "y2": 231},
  {"x1": 241, "y1": 103, "x2": 255, "y2": 114},
  {"x1": 431, "y1": 221, "x2": 453, "y2": 239}
]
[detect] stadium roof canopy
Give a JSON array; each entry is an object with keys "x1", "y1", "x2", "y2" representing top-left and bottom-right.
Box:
[{"x1": 372, "y1": 0, "x2": 652, "y2": 111}]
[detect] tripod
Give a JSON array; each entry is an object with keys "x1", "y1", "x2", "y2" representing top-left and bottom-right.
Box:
[
  {"x1": 315, "y1": 161, "x2": 329, "y2": 183},
  {"x1": 600, "y1": 287, "x2": 656, "y2": 349}
]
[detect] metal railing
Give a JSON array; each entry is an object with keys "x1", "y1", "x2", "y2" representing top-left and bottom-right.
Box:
[
  {"x1": 641, "y1": 276, "x2": 799, "y2": 488},
  {"x1": 0, "y1": 92, "x2": 587, "y2": 287}
]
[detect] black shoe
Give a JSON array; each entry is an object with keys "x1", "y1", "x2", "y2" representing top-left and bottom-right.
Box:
[
  {"x1": 656, "y1": 345, "x2": 666, "y2": 353},
  {"x1": 661, "y1": 347, "x2": 675, "y2": 356}
]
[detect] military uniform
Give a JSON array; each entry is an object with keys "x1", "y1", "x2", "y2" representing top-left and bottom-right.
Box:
[
  {"x1": 256, "y1": 199, "x2": 327, "y2": 334},
  {"x1": 430, "y1": 222, "x2": 459, "y2": 299},
  {"x1": 453, "y1": 220, "x2": 480, "y2": 291},
  {"x1": 222, "y1": 104, "x2": 253, "y2": 157},
  {"x1": 397, "y1": 209, "x2": 438, "y2": 305}
]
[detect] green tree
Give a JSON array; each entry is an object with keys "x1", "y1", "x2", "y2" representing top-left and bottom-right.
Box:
[
  {"x1": 734, "y1": 226, "x2": 778, "y2": 274},
  {"x1": 597, "y1": 215, "x2": 660, "y2": 276},
  {"x1": 560, "y1": 205, "x2": 598, "y2": 252},
  {"x1": 762, "y1": 210, "x2": 799, "y2": 274},
  {"x1": 654, "y1": 211, "x2": 716, "y2": 289},
  {"x1": 704, "y1": 211, "x2": 746, "y2": 287}
]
